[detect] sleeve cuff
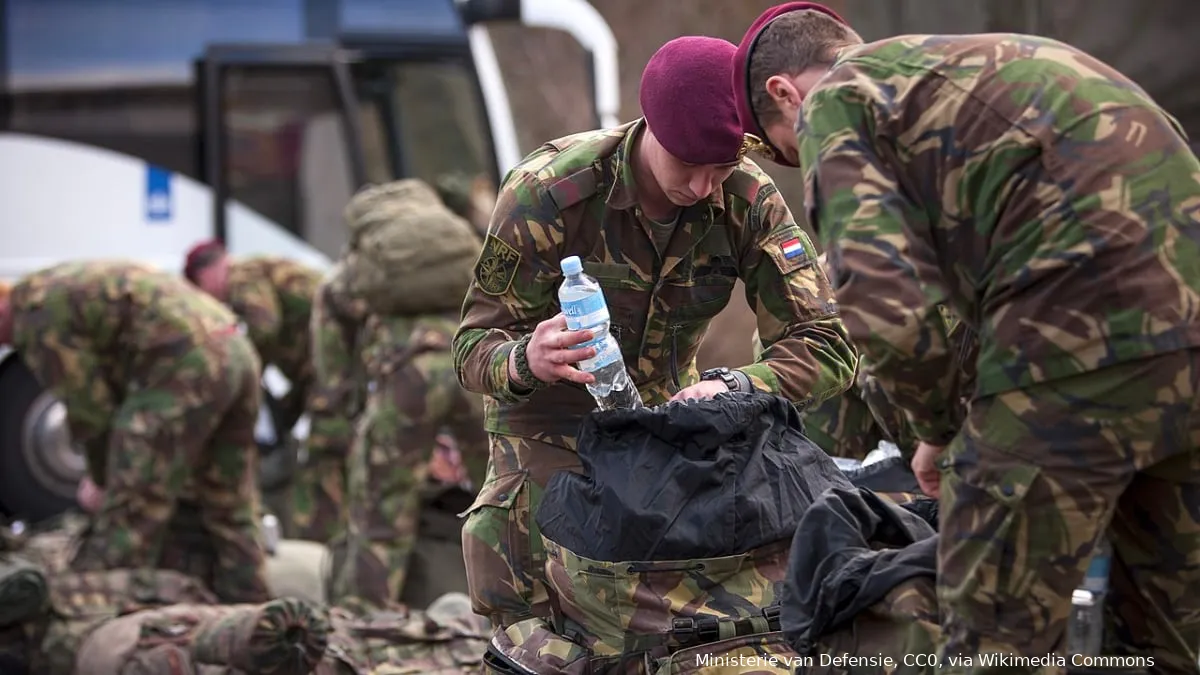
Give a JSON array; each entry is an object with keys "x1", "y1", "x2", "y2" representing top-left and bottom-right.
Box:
[
  {"x1": 735, "y1": 363, "x2": 780, "y2": 395},
  {"x1": 909, "y1": 413, "x2": 959, "y2": 446},
  {"x1": 490, "y1": 340, "x2": 535, "y2": 403}
]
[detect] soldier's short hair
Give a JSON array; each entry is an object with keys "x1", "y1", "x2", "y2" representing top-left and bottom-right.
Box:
[{"x1": 747, "y1": 10, "x2": 862, "y2": 125}]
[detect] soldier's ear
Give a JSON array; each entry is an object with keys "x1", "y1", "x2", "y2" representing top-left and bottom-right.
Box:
[{"x1": 765, "y1": 75, "x2": 802, "y2": 115}]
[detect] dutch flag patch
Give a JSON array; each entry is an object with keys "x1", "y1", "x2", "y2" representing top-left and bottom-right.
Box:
[{"x1": 780, "y1": 237, "x2": 805, "y2": 260}]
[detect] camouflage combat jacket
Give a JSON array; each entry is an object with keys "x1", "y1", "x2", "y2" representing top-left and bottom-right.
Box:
[
  {"x1": 9, "y1": 261, "x2": 242, "y2": 481},
  {"x1": 455, "y1": 119, "x2": 857, "y2": 439},
  {"x1": 800, "y1": 33, "x2": 1200, "y2": 444}
]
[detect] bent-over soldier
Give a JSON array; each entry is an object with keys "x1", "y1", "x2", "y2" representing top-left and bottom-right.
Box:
[{"x1": 0, "y1": 261, "x2": 270, "y2": 603}]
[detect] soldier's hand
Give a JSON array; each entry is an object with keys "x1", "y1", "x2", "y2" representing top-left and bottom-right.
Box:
[
  {"x1": 513, "y1": 313, "x2": 597, "y2": 386},
  {"x1": 912, "y1": 441, "x2": 945, "y2": 499},
  {"x1": 670, "y1": 380, "x2": 729, "y2": 402},
  {"x1": 76, "y1": 476, "x2": 104, "y2": 514}
]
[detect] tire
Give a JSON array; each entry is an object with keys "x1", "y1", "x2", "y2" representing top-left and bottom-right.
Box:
[{"x1": 0, "y1": 358, "x2": 81, "y2": 522}]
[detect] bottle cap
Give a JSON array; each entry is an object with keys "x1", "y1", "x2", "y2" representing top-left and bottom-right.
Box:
[{"x1": 561, "y1": 256, "x2": 582, "y2": 275}]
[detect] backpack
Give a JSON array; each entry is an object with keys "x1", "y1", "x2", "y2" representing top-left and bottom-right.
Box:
[{"x1": 341, "y1": 179, "x2": 483, "y2": 315}]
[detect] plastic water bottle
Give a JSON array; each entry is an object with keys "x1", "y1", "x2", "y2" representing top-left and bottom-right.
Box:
[
  {"x1": 558, "y1": 256, "x2": 642, "y2": 411},
  {"x1": 1068, "y1": 535, "x2": 1111, "y2": 656}
]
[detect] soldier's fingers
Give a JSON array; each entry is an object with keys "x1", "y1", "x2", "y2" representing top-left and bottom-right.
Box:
[
  {"x1": 539, "y1": 313, "x2": 568, "y2": 334},
  {"x1": 558, "y1": 329, "x2": 595, "y2": 349},
  {"x1": 545, "y1": 346, "x2": 593, "y2": 365},
  {"x1": 554, "y1": 365, "x2": 595, "y2": 384}
]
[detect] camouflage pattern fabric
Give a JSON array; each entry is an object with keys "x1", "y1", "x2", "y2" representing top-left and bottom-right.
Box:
[
  {"x1": 799, "y1": 254, "x2": 977, "y2": 460},
  {"x1": 72, "y1": 597, "x2": 330, "y2": 675},
  {"x1": 542, "y1": 536, "x2": 791, "y2": 663},
  {"x1": 797, "y1": 33, "x2": 1200, "y2": 672},
  {"x1": 9, "y1": 261, "x2": 270, "y2": 604},
  {"x1": 460, "y1": 434, "x2": 582, "y2": 626},
  {"x1": 856, "y1": 306, "x2": 978, "y2": 457},
  {"x1": 328, "y1": 309, "x2": 488, "y2": 607},
  {"x1": 455, "y1": 119, "x2": 857, "y2": 625},
  {"x1": 225, "y1": 256, "x2": 323, "y2": 431},
  {"x1": 799, "y1": 375, "x2": 881, "y2": 461},
  {"x1": 305, "y1": 263, "x2": 486, "y2": 608},
  {"x1": 488, "y1": 618, "x2": 801, "y2": 675},
  {"x1": 291, "y1": 269, "x2": 366, "y2": 543},
  {"x1": 318, "y1": 594, "x2": 491, "y2": 674},
  {"x1": 31, "y1": 567, "x2": 219, "y2": 675},
  {"x1": 454, "y1": 118, "x2": 856, "y2": 438}
]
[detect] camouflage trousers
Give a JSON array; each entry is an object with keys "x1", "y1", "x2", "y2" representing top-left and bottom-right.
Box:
[
  {"x1": 329, "y1": 385, "x2": 432, "y2": 607},
  {"x1": 68, "y1": 331, "x2": 271, "y2": 604},
  {"x1": 461, "y1": 433, "x2": 583, "y2": 626},
  {"x1": 936, "y1": 350, "x2": 1200, "y2": 674},
  {"x1": 289, "y1": 446, "x2": 347, "y2": 543}
]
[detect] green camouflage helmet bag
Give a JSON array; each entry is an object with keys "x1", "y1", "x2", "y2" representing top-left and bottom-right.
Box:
[{"x1": 341, "y1": 178, "x2": 483, "y2": 315}]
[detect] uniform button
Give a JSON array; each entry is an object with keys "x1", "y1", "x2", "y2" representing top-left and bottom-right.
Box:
[
  {"x1": 1002, "y1": 485, "x2": 1014, "y2": 496},
  {"x1": 497, "y1": 493, "x2": 508, "y2": 502}
]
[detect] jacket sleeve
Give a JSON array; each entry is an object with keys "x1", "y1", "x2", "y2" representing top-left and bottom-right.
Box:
[
  {"x1": 734, "y1": 178, "x2": 858, "y2": 409},
  {"x1": 305, "y1": 277, "x2": 363, "y2": 456},
  {"x1": 799, "y1": 82, "x2": 958, "y2": 445},
  {"x1": 453, "y1": 169, "x2": 565, "y2": 401}
]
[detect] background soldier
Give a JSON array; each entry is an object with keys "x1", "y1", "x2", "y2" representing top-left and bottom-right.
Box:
[
  {"x1": 314, "y1": 179, "x2": 488, "y2": 608},
  {"x1": 183, "y1": 241, "x2": 324, "y2": 435},
  {"x1": 453, "y1": 35, "x2": 856, "y2": 628},
  {"x1": 0, "y1": 261, "x2": 270, "y2": 604},
  {"x1": 734, "y1": 3, "x2": 1200, "y2": 670}
]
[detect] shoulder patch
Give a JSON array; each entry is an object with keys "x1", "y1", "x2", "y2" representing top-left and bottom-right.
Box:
[
  {"x1": 476, "y1": 234, "x2": 522, "y2": 296},
  {"x1": 546, "y1": 166, "x2": 599, "y2": 211},
  {"x1": 750, "y1": 182, "x2": 780, "y2": 228},
  {"x1": 765, "y1": 227, "x2": 815, "y2": 276}
]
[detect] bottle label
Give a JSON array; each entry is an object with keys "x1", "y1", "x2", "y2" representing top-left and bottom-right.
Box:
[
  {"x1": 1082, "y1": 550, "x2": 1110, "y2": 593},
  {"x1": 587, "y1": 337, "x2": 622, "y2": 368},
  {"x1": 562, "y1": 292, "x2": 609, "y2": 331}
]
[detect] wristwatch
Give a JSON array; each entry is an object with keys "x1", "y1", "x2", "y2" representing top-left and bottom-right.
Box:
[{"x1": 700, "y1": 367, "x2": 752, "y2": 393}]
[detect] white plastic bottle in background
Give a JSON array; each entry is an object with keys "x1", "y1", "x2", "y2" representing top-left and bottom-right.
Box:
[
  {"x1": 1068, "y1": 535, "x2": 1111, "y2": 656},
  {"x1": 557, "y1": 255, "x2": 642, "y2": 410}
]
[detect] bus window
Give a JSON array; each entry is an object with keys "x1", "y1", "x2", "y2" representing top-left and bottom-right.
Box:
[
  {"x1": 221, "y1": 67, "x2": 356, "y2": 260},
  {"x1": 353, "y1": 59, "x2": 497, "y2": 232},
  {"x1": 6, "y1": 86, "x2": 198, "y2": 180}
]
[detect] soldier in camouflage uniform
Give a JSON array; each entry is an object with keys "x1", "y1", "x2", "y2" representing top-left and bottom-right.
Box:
[
  {"x1": 734, "y1": 3, "x2": 1200, "y2": 671},
  {"x1": 183, "y1": 241, "x2": 324, "y2": 434},
  {"x1": 0, "y1": 261, "x2": 270, "y2": 604},
  {"x1": 313, "y1": 181, "x2": 488, "y2": 608},
  {"x1": 453, "y1": 36, "x2": 857, "y2": 628}
]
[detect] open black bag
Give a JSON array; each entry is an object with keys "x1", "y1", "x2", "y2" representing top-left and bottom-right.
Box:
[{"x1": 535, "y1": 392, "x2": 855, "y2": 562}]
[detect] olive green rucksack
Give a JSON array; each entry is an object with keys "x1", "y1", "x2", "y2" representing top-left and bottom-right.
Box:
[{"x1": 341, "y1": 179, "x2": 483, "y2": 315}]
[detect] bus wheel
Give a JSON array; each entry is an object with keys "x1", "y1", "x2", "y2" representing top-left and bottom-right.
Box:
[{"x1": 0, "y1": 359, "x2": 82, "y2": 522}]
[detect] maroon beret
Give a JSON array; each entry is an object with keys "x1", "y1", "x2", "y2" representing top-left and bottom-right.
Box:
[
  {"x1": 732, "y1": 2, "x2": 849, "y2": 168},
  {"x1": 183, "y1": 239, "x2": 226, "y2": 283},
  {"x1": 640, "y1": 36, "x2": 746, "y2": 166}
]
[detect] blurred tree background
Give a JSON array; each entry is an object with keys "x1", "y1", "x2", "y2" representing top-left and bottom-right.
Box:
[{"x1": 484, "y1": 0, "x2": 1200, "y2": 371}]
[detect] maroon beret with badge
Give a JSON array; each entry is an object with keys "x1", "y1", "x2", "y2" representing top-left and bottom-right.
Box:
[
  {"x1": 639, "y1": 36, "x2": 749, "y2": 166},
  {"x1": 731, "y1": 2, "x2": 848, "y2": 168}
]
